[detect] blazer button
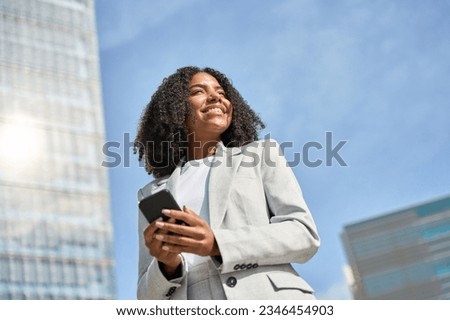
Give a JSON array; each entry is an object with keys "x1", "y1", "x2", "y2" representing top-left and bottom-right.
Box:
[
  {"x1": 226, "y1": 276, "x2": 237, "y2": 288},
  {"x1": 233, "y1": 264, "x2": 241, "y2": 270},
  {"x1": 165, "y1": 286, "x2": 176, "y2": 297},
  {"x1": 252, "y1": 263, "x2": 259, "y2": 269},
  {"x1": 246, "y1": 263, "x2": 253, "y2": 269},
  {"x1": 240, "y1": 263, "x2": 247, "y2": 270}
]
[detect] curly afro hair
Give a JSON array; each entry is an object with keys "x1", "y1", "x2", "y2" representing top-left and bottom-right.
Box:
[{"x1": 134, "y1": 66, "x2": 265, "y2": 178}]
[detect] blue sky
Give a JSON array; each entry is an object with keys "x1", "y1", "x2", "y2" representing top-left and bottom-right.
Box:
[{"x1": 94, "y1": 0, "x2": 450, "y2": 299}]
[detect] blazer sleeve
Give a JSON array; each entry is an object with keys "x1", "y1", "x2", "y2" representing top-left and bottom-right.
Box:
[
  {"x1": 213, "y1": 139, "x2": 320, "y2": 274},
  {"x1": 136, "y1": 187, "x2": 188, "y2": 300}
]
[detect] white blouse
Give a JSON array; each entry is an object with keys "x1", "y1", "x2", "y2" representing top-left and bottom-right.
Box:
[{"x1": 176, "y1": 156, "x2": 214, "y2": 269}]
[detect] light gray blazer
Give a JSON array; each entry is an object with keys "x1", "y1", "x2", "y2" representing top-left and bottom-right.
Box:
[{"x1": 137, "y1": 139, "x2": 320, "y2": 300}]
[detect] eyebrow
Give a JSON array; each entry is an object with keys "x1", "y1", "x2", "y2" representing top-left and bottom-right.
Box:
[{"x1": 189, "y1": 83, "x2": 224, "y2": 90}]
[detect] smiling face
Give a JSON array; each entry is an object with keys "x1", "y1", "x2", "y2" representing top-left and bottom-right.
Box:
[{"x1": 186, "y1": 72, "x2": 233, "y2": 142}]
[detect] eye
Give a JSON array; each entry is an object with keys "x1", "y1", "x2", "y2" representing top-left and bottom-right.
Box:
[
  {"x1": 218, "y1": 90, "x2": 226, "y2": 97},
  {"x1": 190, "y1": 89, "x2": 203, "y2": 95}
]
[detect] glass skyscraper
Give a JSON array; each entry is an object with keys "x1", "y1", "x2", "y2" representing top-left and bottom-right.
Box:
[
  {"x1": 342, "y1": 195, "x2": 450, "y2": 299},
  {"x1": 0, "y1": 0, "x2": 115, "y2": 299}
]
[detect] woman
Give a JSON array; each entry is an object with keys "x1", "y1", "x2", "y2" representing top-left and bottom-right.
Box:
[{"x1": 134, "y1": 66, "x2": 320, "y2": 299}]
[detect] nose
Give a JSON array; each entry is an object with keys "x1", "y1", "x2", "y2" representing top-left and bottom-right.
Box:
[{"x1": 207, "y1": 91, "x2": 220, "y2": 102}]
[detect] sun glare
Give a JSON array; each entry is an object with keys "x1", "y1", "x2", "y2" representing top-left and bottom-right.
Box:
[{"x1": 0, "y1": 117, "x2": 43, "y2": 169}]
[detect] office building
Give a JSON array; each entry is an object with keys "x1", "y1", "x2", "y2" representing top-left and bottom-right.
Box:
[
  {"x1": 0, "y1": 0, "x2": 115, "y2": 299},
  {"x1": 342, "y1": 194, "x2": 450, "y2": 299}
]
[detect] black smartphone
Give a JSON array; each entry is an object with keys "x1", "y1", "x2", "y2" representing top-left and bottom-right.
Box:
[{"x1": 138, "y1": 189, "x2": 181, "y2": 224}]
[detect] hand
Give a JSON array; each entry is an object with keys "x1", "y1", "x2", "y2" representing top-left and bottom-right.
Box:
[
  {"x1": 143, "y1": 217, "x2": 181, "y2": 276},
  {"x1": 153, "y1": 206, "x2": 221, "y2": 257}
]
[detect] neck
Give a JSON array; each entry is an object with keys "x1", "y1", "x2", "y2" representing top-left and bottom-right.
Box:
[{"x1": 187, "y1": 138, "x2": 219, "y2": 160}]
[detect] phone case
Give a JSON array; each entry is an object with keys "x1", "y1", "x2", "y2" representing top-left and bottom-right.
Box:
[{"x1": 138, "y1": 189, "x2": 181, "y2": 223}]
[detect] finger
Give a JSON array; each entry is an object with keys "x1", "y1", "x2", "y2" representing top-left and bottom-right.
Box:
[
  {"x1": 143, "y1": 221, "x2": 158, "y2": 236},
  {"x1": 148, "y1": 236, "x2": 162, "y2": 256},
  {"x1": 157, "y1": 231, "x2": 218, "y2": 256},
  {"x1": 162, "y1": 245, "x2": 186, "y2": 256},
  {"x1": 161, "y1": 243, "x2": 208, "y2": 256},
  {"x1": 167, "y1": 217, "x2": 177, "y2": 223},
  {"x1": 157, "y1": 217, "x2": 177, "y2": 235},
  {"x1": 143, "y1": 223, "x2": 159, "y2": 247},
  {"x1": 161, "y1": 243, "x2": 188, "y2": 254},
  {"x1": 154, "y1": 220, "x2": 199, "y2": 238},
  {"x1": 151, "y1": 243, "x2": 178, "y2": 261},
  {"x1": 149, "y1": 231, "x2": 177, "y2": 258},
  {"x1": 145, "y1": 219, "x2": 174, "y2": 251},
  {"x1": 155, "y1": 233, "x2": 198, "y2": 248},
  {"x1": 162, "y1": 208, "x2": 203, "y2": 226}
]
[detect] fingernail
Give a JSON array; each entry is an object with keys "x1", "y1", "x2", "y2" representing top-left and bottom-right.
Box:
[
  {"x1": 162, "y1": 245, "x2": 169, "y2": 251},
  {"x1": 155, "y1": 221, "x2": 163, "y2": 228},
  {"x1": 162, "y1": 209, "x2": 170, "y2": 214},
  {"x1": 155, "y1": 234, "x2": 164, "y2": 241}
]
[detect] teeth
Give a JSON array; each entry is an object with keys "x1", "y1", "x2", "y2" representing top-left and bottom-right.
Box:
[{"x1": 205, "y1": 107, "x2": 224, "y2": 113}]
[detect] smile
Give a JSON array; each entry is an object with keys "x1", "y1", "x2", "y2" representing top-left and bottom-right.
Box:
[{"x1": 202, "y1": 106, "x2": 226, "y2": 114}]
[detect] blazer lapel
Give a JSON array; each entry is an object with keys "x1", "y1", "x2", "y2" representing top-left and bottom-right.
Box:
[
  {"x1": 208, "y1": 142, "x2": 243, "y2": 229},
  {"x1": 164, "y1": 161, "x2": 183, "y2": 199}
]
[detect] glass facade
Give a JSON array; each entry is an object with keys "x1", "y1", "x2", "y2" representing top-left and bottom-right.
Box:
[
  {"x1": 0, "y1": 0, "x2": 115, "y2": 299},
  {"x1": 342, "y1": 195, "x2": 450, "y2": 299}
]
